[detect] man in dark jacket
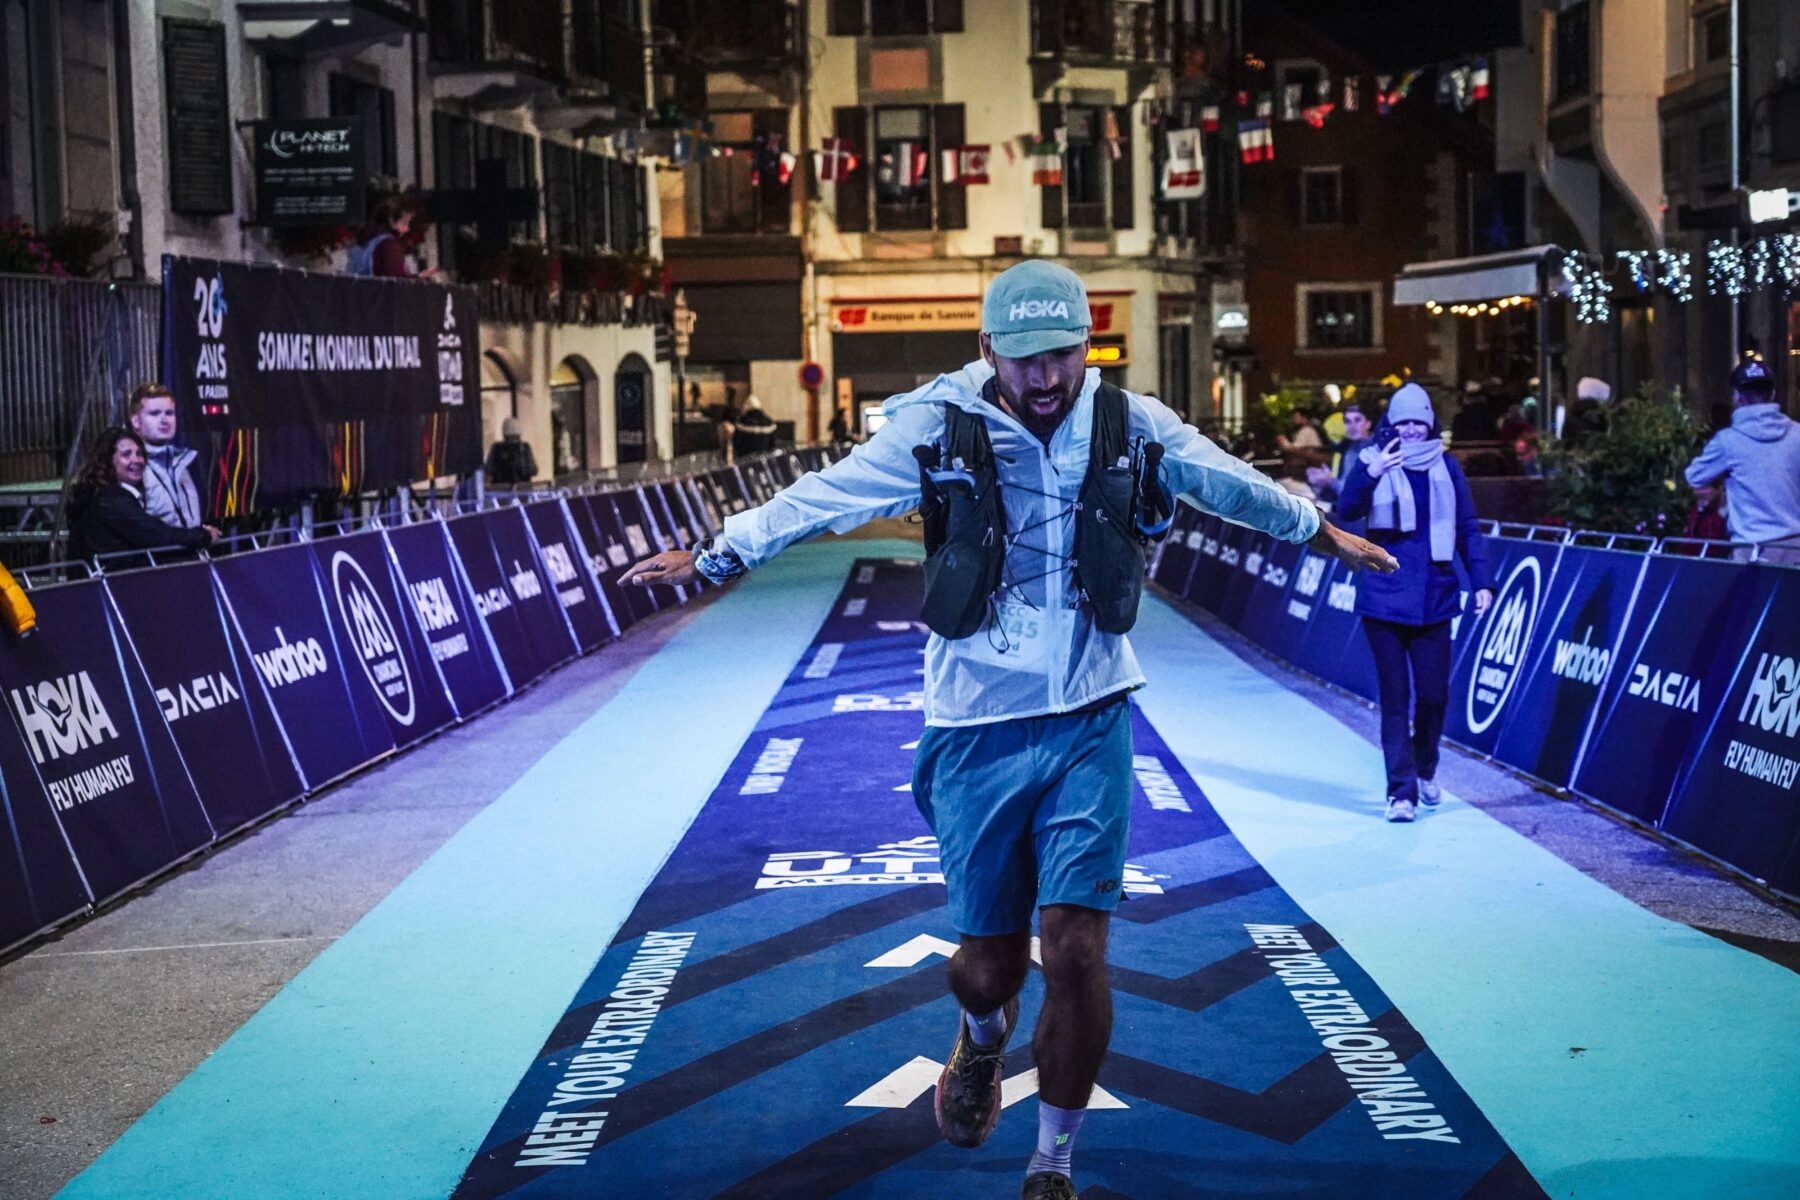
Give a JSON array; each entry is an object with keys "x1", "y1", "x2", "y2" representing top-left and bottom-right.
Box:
[
  {"x1": 485, "y1": 418, "x2": 539, "y2": 486},
  {"x1": 1335, "y1": 384, "x2": 1495, "y2": 820}
]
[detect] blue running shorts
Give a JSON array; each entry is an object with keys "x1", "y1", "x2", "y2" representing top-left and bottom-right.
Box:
[{"x1": 911, "y1": 697, "x2": 1134, "y2": 937}]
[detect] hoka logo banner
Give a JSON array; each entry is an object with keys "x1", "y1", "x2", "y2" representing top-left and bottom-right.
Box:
[
  {"x1": 331, "y1": 552, "x2": 415, "y2": 727},
  {"x1": 1738, "y1": 653, "x2": 1800, "y2": 739},
  {"x1": 1466, "y1": 557, "x2": 1542, "y2": 735},
  {"x1": 1007, "y1": 299, "x2": 1072, "y2": 320},
  {"x1": 1626, "y1": 664, "x2": 1701, "y2": 712},
  {"x1": 10, "y1": 672, "x2": 120, "y2": 764},
  {"x1": 1294, "y1": 556, "x2": 1326, "y2": 599},
  {"x1": 409, "y1": 577, "x2": 460, "y2": 633}
]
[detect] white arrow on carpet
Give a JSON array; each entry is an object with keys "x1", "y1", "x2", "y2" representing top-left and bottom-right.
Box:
[
  {"x1": 846, "y1": 1058, "x2": 1127, "y2": 1110},
  {"x1": 865, "y1": 934, "x2": 1043, "y2": 968}
]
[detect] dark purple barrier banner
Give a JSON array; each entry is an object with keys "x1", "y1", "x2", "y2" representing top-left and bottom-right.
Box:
[
  {"x1": 1235, "y1": 535, "x2": 1304, "y2": 649},
  {"x1": 709, "y1": 468, "x2": 749, "y2": 515},
  {"x1": 386, "y1": 520, "x2": 510, "y2": 714},
  {"x1": 0, "y1": 581, "x2": 215, "y2": 901},
  {"x1": 521, "y1": 501, "x2": 614, "y2": 652},
  {"x1": 1441, "y1": 540, "x2": 1564, "y2": 757},
  {"x1": 653, "y1": 480, "x2": 699, "y2": 550},
  {"x1": 106, "y1": 562, "x2": 302, "y2": 833},
  {"x1": 1488, "y1": 547, "x2": 1649, "y2": 789},
  {"x1": 1183, "y1": 518, "x2": 1249, "y2": 615},
  {"x1": 0, "y1": 703, "x2": 90, "y2": 950},
  {"x1": 313, "y1": 532, "x2": 458, "y2": 747},
  {"x1": 741, "y1": 461, "x2": 776, "y2": 506},
  {"x1": 447, "y1": 513, "x2": 553, "y2": 690},
  {"x1": 214, "y1": 545, "x2": 396, "y2": 788},
  {"x1": 682, "y1": 476, "x2": 722, "y2": 537},
  {"x1": 1660, "y1": 567, "x2": 1800, "y2": 885},
  {"x1": 1258, "y1": 542, "x2": 1335, "y2": 666},
  {"x1": 1150, "y1": 505, "x2": 1203, "y2": 596},
  {"x1": 483, "y1": 506, "x2": 581, "y2": 674},
  {"x1": 611, "y1": 489, "x2": 687, "y2": 610},
  {"x1": 565, "y1": 495, "x2": 642, "y2": 631},
  {"x1": 1215, "y1": 528, "x2": 1275, "y2": 631},
  {"x1": 586, "y1": 494, "x2": 662, "y2": 622},
  {"x1": 1570, "y1": 557, "x2": 1772, "y2": 826}
]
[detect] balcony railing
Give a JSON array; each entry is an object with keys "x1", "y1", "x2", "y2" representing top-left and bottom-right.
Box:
[
  {"x1": 570, "y1": 0, "x2": 648, "y2": 110},
  {"x1": 1032, "y1": 0, "x2": 1166, "y2": 64},
  {"x1": 474, "y1": 280, "x2": 670, "y2": 329},
  {"x1": 430, "y1": 0, "x2": 564, "y2": 81}
]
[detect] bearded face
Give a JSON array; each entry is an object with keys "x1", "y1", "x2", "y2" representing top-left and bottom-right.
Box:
[{"x1": 981, "y1": 336, "x2": 1089, "y2": 442}]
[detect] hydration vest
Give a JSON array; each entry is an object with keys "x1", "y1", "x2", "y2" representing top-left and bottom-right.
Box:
[{"x1": 915, "y1": 383, "x2": 1173, "y2": 640}]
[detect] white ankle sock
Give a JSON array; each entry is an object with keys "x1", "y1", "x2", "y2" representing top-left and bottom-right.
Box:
[
  {"x1": 1025, "y1": 1101, "x2": 1085, "y2": 1178},
  {"x1": 964, "y1": 1005, "x2": 1007, "y2": 1047}
]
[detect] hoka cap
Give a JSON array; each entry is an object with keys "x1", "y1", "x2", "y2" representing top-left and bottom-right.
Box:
[{"x1": 982, "y1": 260, "x2": 1091, "y2": 358}]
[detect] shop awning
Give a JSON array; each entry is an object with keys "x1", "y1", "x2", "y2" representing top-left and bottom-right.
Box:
[{"x1": 1392, "y1": 244, "x2": 1566, "y2": 307}]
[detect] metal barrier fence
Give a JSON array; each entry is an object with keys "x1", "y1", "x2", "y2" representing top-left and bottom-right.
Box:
[{"x1": 0, "y1": 274, "x2": 160, "y2": 485}]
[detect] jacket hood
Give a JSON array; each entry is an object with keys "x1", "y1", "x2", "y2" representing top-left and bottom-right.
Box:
[
  {"x1": 1732, "y1": 403, "x2": 1795, "y2": 443},
  {"x1": 145, "y1": 442, "x2": 197, "y2": 469}
]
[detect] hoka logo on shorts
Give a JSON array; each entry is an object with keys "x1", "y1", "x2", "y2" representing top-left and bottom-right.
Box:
[
  {"x1": 1625, "y1": 663, "x2": 1700, "y2": 712},
  {"x1": 1294, "y1": 556, "x2": 1326, "y2": 599},
  {"x1": 1008, "y1": 299, "x2": 1072, "y2": 320},
  {"x1": 253, "y1": 627, "x2": 330, "y2": 689},
  {"x1": 1739, "y1": 653, "x2": 1800, "y2": 740},
  {"x1": 1466, "y1": 557, "x2": 1542, "y2": 734},
  {"x1": 10, "y1": 672, "x2": 119, "y2": 764},
  {"x1": 331, "y1": 552, "x2": 414, "y2": 726},
  {"x1": 1551, "y1": 625, "x2": 1611, "y2": 686}
]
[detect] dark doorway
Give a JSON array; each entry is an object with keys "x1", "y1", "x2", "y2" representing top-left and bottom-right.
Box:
[{"x1": 615, "y1": 354, "x2": 652, "y2": 463}]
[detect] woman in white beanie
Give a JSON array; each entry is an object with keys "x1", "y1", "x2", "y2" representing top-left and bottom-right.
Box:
[{"x1": 1334, "y1": 384, "x2": 1496, "y2": 821}]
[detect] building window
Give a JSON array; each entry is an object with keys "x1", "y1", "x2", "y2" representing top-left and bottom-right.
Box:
[
  {"x1": 1697, "y1": 120, "x2": 1729, "y2": 168},
  {"x1": 1698, "y1": 9, "x2": 1730, "y2": 63},
  {"x1": 1554, "y1": 2, "x2": 1592, "y2": 101},
  {"x1": 1774, "y1": 88, "x2": 1800, "y2": 164},
  {"x1": 874, "y1": 106, "x2": 932, "y2": 230},
  {"x1": 828, "y1": 0, "x2": 961, "y2": 36},
  {"x1": 698, "y1": 110, "x2": 789, "y2": 235},
  {"x1": 1064, "y1": 106, "x2": 1106, "y2": 228},
  {"x1": 1300, "y1": 286, "x2": 1378, "y2": 350},
  {"x1": 1299, "y1": 167, "x2": 1342, "y2": 226},
  {"x1": 1158, "y1": 323, "x2": 1191, "y2": 418},
  {"x1": 328, "y1": 74, "x2": 398, "y2": 179}
]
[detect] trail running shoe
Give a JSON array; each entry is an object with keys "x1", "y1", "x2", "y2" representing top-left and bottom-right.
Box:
[
  {"x1": 935, "y1": 995, "x2": 1019, "y2": 1148},
  {"x1": 1386, "y1": 796, "x2": 1418, "y2": 823},
  {"x1": 1419, "y1": 778, "x2": 1442, "y2": 806},
  {"x1": 1022, "y1": 1171, "x2": 1078, "y2": 1200}
]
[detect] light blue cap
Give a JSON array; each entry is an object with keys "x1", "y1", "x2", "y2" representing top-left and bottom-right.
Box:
[{"x1": 982, "y1": 260, "x2": 1090, "y2": 358}]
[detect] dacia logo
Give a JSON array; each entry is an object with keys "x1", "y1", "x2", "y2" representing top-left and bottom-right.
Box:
[
  {"x1": 332, "y1": 552, "x2": 415, "y2": 727},
  {"x1": 10, "y1": 672, "x2": 119, "y2": 765},
  {"x1": 1007, "y1": 299, "x2": 1072, "y2": 320},
  {"x1": 157, "y1": 672, "x2": 242, "y2": 724},
  {"x1": 1466, "y1": 557, "x2": 1542, "y2": 734},
  {"x1": 1626, "y1": 663, "x2": 1700, "y2": 712},
  {"x1": 1739, "y1": 652, "x2": 1800, "y2": 740}
]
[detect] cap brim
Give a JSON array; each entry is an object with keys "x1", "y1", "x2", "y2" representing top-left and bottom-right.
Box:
[{"x1": 987, "y1": 327, "x2": 1088, "y2": 359}]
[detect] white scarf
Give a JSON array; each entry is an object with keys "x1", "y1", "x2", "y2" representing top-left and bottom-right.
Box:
[{"x1": 1361, "y1": 438, "x2": 1456, "y2": 562}]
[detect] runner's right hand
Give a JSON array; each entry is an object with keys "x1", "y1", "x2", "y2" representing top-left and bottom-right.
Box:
[{"x1": 621, "y1": 550, "x2": 698, "y2": 588}]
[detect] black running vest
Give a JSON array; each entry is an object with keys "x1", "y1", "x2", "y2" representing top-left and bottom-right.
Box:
[{"x1": 915, "y1": 383, "x2": 1167, "y2": 640}]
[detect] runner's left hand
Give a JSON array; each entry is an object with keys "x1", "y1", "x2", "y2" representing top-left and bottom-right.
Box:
[{"x1": 1308, "y1": 522, "x2": 1399, "y2": 574}]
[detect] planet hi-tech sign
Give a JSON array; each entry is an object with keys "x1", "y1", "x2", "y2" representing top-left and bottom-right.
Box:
[{"x1": 253, "y1": 117, "x2": 366, "y2": 227}]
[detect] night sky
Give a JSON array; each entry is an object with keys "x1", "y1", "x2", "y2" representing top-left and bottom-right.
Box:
[{"x1": 1265, "y1": 0, "x2": 1523, "y2": 69}]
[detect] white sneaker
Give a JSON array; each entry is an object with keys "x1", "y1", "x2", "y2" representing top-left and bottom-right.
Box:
[
  {"x1": 1385, "y1": 797, "x2": 1417, "y2": 823},
  {"x1": 1419, "y1": 779, "x2": 1442, "y2": 807}
]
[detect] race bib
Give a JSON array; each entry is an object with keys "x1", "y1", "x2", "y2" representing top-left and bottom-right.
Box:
[{"x1": 962, "y1": 602, "x2": 1072, "y2": 673}]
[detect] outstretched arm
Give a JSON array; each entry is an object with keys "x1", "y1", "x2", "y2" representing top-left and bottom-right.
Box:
[{"x1": 622, "y1": 403, "x2": 934, "y2": 588}]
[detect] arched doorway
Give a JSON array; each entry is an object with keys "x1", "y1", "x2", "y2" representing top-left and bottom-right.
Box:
[
  {"x1": 550, "y1": 356, "x2": 595, "y2": 475},
  {"x1": 481, "y1": 351, "x2": 519, "y2": 442},
  {"x1": 614, "y1": 353, "x2": 652, "y2": 464}
]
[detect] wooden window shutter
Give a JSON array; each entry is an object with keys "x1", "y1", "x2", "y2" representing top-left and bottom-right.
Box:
[
  {"x1": 1110, "y1": 104, "x2": 1134, "y2": 230},
  {"x1": 834, "y1": 106, "x2": 869, "y2": 232},
  {"x1": 828, "y1": 0, "x2": 865, "y2": 36},
  {"x1": 934, "y1": 0, "x2": 964, "y2": 33},
  {"x1": 755, "y1": 108, "x2": 792, "y2": 234},
  {"x1": 1039, "y1": 102, "x2": 1063, "y2": 229},
  {"x1": 1339, "y1": 166, "x2": 1358, "y2": 226},
  {"x1": 934, "y1": 103, "x2": 967, "y2": 230}
]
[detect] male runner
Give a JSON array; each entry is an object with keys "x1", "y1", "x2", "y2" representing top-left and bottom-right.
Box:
[{"x1": 622, "y1": 261, "x2": 1395, "y2": 1198}]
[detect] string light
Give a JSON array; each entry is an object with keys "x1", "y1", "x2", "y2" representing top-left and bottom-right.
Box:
[
  {"x1": 1777, "y1": 234, "x2": 1800, "y2": 291},
  {"x1": 1749, "y1": 238, "x2": 1776, "y2": 289},
  {"x1": 1618, "y1": 250, "x2": 1655, "y2": 292},
  {"x1": 1707, "y1": 242, "x2": 1747, "y2": 297},
  {"x1": 1655, "y1": 248, "x2": 1693, "y2": 302},
  {"x1": 1425, "y1": 296, "x2": 1532, "y2": 318},
  {"x1": 1564, "y1": 251, "x2": 1611, "y2": 324}
]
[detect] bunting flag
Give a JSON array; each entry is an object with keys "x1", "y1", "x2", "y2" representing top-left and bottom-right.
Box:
[
  {"x1": 1237, "y1": 118, "x2": 1274, "y2": 164},
  {"x1": 1395, "y1": 69, "x2": 1425, "y2": 101},
  {"x1": 818, "y1": 137, "x2": 859, "y2": 182},
  {"x1": 939, "y1": 144, "x2": 991, "y2": 184},
  {"x1": 1279, "y1": 83, "x2": 1304, "y2": 122},
  {"x1": 1255, "y1": 95, "x2": 1274, "y2": 119},
  {"x1": 1436, "y1": 66, "x2": 1473, "y2": 113},
  {"x1": 1314, "y1": 79, "x2": 1334, "y2": 104},
  {"x1": 1161, "y1": 128, "x2": 1205, "y2": 199},
  {"x1": 1302, "y1": 102, "x2": 1337, "y2": 129},
  {"x1": 1031, "y1": 141, "x2": 1064, "y2": 186},
  {"x1": 1471, "y1": 57, "x2": 1492, "y2": 101},
  {"x1": 777, "y1": 151, "x2": 797, "y2": 185},
  {"x1": 1103, "y1": 110, "x2": 1123, "y2": 161},
  {"x1": 1376, "y1": 75, "x2": 1395, "y2": 114},
  {"x1": 750, "y1": 132, "x2": 783, "y2": 186},
  {"x1": 1342, "y1": 77, "x2": 1362, "y2": 113},
  {"x1": 1201, "y1": 105, "x2": 1221, "y2": 133},
  {"x1": 1002, "y1": 141, "x2": 1017, "y2": 164},
  {"x1": 886, "y1": 140, "x2": 928, "y2": 188}
]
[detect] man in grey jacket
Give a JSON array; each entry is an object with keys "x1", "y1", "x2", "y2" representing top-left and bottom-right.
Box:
[
  {"x1": 128, "y1": 383, "x2": 205, "y2": 531},
  {"x1": 1685, "y1": 359, "x2": 1800, "y2": 565}
]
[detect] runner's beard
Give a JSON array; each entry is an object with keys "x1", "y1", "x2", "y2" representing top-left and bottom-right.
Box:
[{"x1": 1000, "y1": 380, "x2": 1080, "y2": 442}]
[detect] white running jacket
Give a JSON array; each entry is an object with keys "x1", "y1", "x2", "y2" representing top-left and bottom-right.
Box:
[{"x1": 715, "y1": 361, "x2": 1321, "y2": 727}]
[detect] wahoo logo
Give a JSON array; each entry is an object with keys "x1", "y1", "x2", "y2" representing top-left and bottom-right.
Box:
[
  {"x1": 1738, "y1": 653, "x2": 1800, "y2": 740},
  {"x1": 1007, "y1": 299, "x2": 1073, "y2": 320},
  {"x1": 156, "y1": 672, "x2": 242, "y2": 724},
  {"x1": 1551, "y1": 625, "x2": 1611, "y2": 687},
  {"x1": 1243, "y1": 550, "x2": 1264, "y2": 576},
  {"x1": 253, "y1": 627, "x2": 330, "y2": 690},
  {"x1": 10, "y1": 672, "x2": 120, "y2": 765},
  {"x1": 1294, "y1": 556, "x2": 1327, "y2": 599},
  {"x1": 1626, "y1": 664, "x2": 1700, "y2": 712},
  {"x1": 331, "y1": 552, "x2": 414, "y2": 726},
  {"x1": 508, "y1": 561, "x2": 544, "y2": 601},
  {"x1": 1328, "y1": 578, "x2": 1358, "y2": 613},
  {"x1": 1466, "y1": 557, "x2": 1542, "y2": 734},
  {"x1": 408, "y1": 577, "x2": 461, "y2": 634}
]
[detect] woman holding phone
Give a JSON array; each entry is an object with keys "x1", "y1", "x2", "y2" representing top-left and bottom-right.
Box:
[{"x1": 1335, "y1": 384, "x2": 1495, "y2": 822}]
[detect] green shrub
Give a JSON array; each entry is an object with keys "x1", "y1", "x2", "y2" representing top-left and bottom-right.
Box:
[{"x1": 1542, "y1": 384, "x2": 1705, "y2": 535}]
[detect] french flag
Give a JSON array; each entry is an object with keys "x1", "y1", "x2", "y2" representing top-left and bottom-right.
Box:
[
  {"x1": 1237, "y1": 118, "x2": 1274, "y2": 164},
  {"x1": 1471, "y1": 57, "x2": 1492, "y2": 101}
]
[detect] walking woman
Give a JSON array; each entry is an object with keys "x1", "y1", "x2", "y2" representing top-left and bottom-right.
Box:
[{"x1": 1335, "y1": 384, "x2": 1494, "y2": 822}]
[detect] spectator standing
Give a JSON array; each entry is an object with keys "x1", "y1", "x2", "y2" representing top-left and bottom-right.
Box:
[
  {"x1": 485, "y1": 417, "x2": 538, "y2": 486},
  {"x1": 1277, "y1": 406, "x2": 1325, "y2": 455},
  {"x1": 829, "y1": 406, "x2": 854, "y2": 446},
  {"x1": 1562, "y1": 376, "x2": 1612, "y2": 445},
  {"x1": 733, "y1": 394, "x2": 777, "y2": 459},
  {"x1": 1336, "y1": 384, "x2": 1495, "y2": 822},
  {"x1": 1308, "y1": 402, "x2": 1373, "y2": 503},
  {"x1": 126, "y1": 382, "x2": 203, "y2": 530},
  {"x1": 347, "y1": 199, "x2": 434, "y2": 278},
  {"x1": 66, "y1": 426, "x2": 217, "y2": 563},
  {"x1": 1683, "y1": 358, "x2": 1800, "y2": 564}
]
